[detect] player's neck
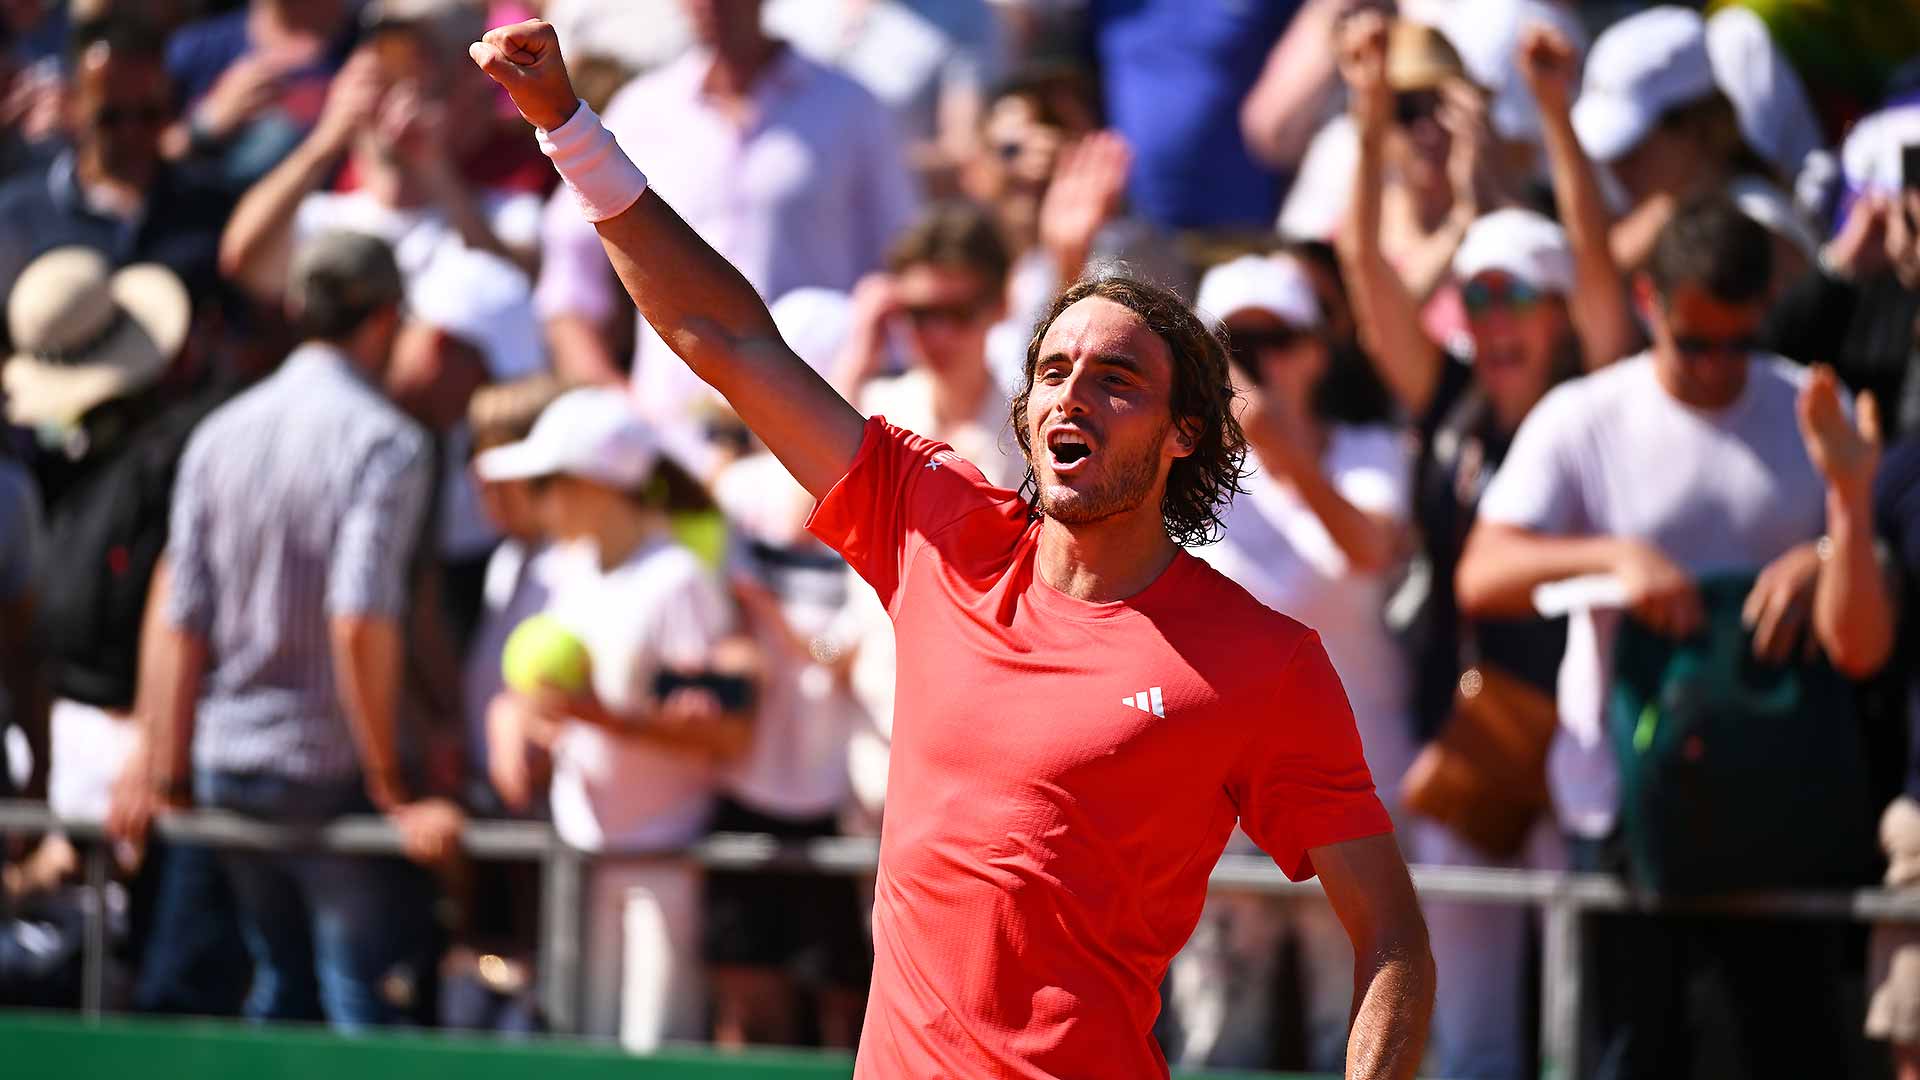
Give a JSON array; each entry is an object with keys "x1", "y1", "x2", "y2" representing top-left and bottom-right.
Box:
[{"x1": 1035, "y1": 508, "x2": 1180, "y2": 604}]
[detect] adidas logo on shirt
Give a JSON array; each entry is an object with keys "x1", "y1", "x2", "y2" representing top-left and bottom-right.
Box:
[{"x1": 1121, "y1": 687, "x2": 1165, "y2": 718}]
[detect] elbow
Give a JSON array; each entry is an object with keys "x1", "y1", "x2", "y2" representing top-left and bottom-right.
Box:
[
  {"x1": 1824, "y1": 627, "x2": 1893, "y2": 681},
  {"x1": 1454, "y1": 549, "x2": 1500, "y2": 619}
]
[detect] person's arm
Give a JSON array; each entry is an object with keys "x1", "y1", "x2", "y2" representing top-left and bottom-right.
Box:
[
  {"x1": 1457, "y1": 523, "x2": 1705, "y2": 637},
  {"x1": 1331, "y1": 11, "x2": 1446, "y2": 421},
  {"x1": 1519, "y1": 27, "x2": 1636, "y2": 369},
  {"x1": 1239, "y1": 392, "x2": 1403, "y2": 573},
  {"x1": 1310, "y1": 833, "x2": 1435, "y2": 1080},
  {"x1": 1799, "y1": 366, "x2": 1895, "y2": 677},
  {"x1": 328, "y1": 614, "x2": 410, "y2": 808},
  {"x1": 1035, "y1": 130, "x2": 1132, "y2": 285},
  {"x1": 536, "y1": 190, "x2": 629, "y2": 385},
  {"x1": 472, "y1": 21, "x2": 866, "y2": 499},
  {"x1": 217, "y1": 49, "x2": 385, "y2": 304},
  {"x1": 1239, "y1": 0, "x2": 1347, "y2": 171}
]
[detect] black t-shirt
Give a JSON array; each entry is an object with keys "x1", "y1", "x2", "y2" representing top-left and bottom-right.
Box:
[
  {"x1": 1765, "y1": 268, "x2": 1920, "y2": 438},
  {"x1": 1875, "y1": 438, "x2": 1920, "y2": 801},
  {"x1": 1404, "y1": 357, "x2": 1568, "y2": 740}
]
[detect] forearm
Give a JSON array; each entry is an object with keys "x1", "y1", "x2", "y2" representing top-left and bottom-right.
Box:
[
  {"x1": 1539, "y1": 103, "x2": 1634, "y2": 368},
  {"x1": 1240, "y1": 0, "x2": 1341, "y2": 170},
  {"x1": 1457, "y1": 524, "x2": 1626, "y2": 617},
  {"x1": 1815, "y1": 489, "x2": 1895, "y2": 677},
  {"x1": 149, "y1": 626, "x2": 205, "y2": 793},
  {"x1": 1336, "y1": 131, "x2": 1442, "y2": 419},
  {"x1": 218, "y1": 134, "x2": 339, "y2": 297},
  {"x1": 329, "y1": 615, "x2": 407, "y2": 807},
  {"x1": 1259, "y1": 443, "x2": 1401, "y2": 573},
  {"x1": 1608, "y1": 193, "x2": 1676, "y2": 274},
  {"x1": 1346, "y1": 938, "x2": 1436, "y2": 1080},
  {"x1": 1393, "y1": 206, "x2": 1474, "y2": 305}
]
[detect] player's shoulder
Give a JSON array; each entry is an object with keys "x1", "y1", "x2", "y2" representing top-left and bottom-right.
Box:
[{"x1": 1174, "y1": 552, "x2": 1318, "y2": 655}]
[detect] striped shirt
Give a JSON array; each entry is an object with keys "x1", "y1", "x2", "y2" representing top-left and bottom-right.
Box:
[{"x1": 166, "y1": 343, "x2": 431, "y2": 782}]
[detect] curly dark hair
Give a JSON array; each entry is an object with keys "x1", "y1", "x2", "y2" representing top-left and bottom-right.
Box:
[{"x1": 1008, "y1": 270, "x2": 1248, "y2": 547}]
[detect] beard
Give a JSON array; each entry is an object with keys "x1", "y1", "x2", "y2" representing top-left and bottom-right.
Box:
[{"x1": 1030, "y1": 417, "x2": 1168, "y2": 527}]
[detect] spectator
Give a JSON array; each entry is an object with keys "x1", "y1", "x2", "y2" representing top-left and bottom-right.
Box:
[
  {"x1": 0, "y1": 247, "x2": 249, "y2": 1016},
  {"x1": 765, "y1": 0, "x2": 1004, "y2": 192},
  {"x1": 838, "y1": 202, "x2": 1024, "y2": 485},
  {"x1": 1164, "y1": 252, "x2": 1412, "y2": 1074},
  {"x1": 1869, "y1": 431, "x2": 1920, "y2": 1080},
  {"x1": 152, "y1": 230, "x2": 464, "y2": 1030},
  {"x1": 476, "y1": 387, "x2": 753, "y2": 1047},
  {"x1": 1570, "y1": 6, "x2": 1785, "y2": 273},
  {"x1": 707, "y1": 419, "x2": 870, "y2": 1049},
  {"x1": 162, "y1": 0, "x2": 358, "y2": 191},
  {"x1": 534, "y1": 0, "x2": 917, "y2": 420},
  {"x1": 218, "y1": 16, "x2": 545, "y2": 311},
  {"x1": 0, "y1": 16, "x2": 233, "y2": 325},
  {"x1": 387, "y1": 244, "x2": 546, "y2": 646},
  {"x1": 1713, "y1": 0, "x2": 1920, "y2": 143},
  {"x1": 1455, "y1": 197, "x2": 1895, "y2": 1078},
  {"x1": 1765, "y1": 101, "x2": 1920, "y2": 437},
  {"x1": 1086, "y1": 0, "x2": 1292, "y2": 230},
  {"x1": 1336, "y1": 20, "x2": 1634, "y2": 1077},
  {"x1": 542, "y1": 0, "x2": 692, "y2": 75},
  {"x1": 0, "y1": 432, "x2": 41, "y2": 806}
]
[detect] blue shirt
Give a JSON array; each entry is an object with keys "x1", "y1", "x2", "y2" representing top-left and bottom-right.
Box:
[{"x1": 1091, "y1": 0, "x2": 1297, "y2": 230}]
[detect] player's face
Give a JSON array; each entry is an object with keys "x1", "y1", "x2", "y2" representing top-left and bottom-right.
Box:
[{"x1": 1024, "y1": 296, "x2": 1191, "y2": 527}]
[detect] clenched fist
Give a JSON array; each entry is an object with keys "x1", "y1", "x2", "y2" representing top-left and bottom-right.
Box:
[{"x1": 468, "y1": 19, "x2": 579, "y2": 131}]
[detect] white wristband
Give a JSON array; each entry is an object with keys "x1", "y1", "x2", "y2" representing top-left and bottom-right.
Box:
[{"x1": 536, "y1": 100, "x2": 648, "y2": 223}]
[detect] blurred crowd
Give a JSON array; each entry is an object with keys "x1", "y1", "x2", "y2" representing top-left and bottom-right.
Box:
[{"x1": 0, "y1": 0, "x2": 1919, "y2": 1077}]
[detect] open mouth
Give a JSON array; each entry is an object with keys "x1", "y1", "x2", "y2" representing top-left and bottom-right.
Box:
[{"x1": 1046, "y1": 428, "x2": 1095, "y2": 474}]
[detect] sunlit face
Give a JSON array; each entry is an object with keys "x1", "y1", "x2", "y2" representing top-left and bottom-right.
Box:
[
  {"x1": 1222, "y1": 309, "x2": 1328, "y2": 411},
  {"x1": 1023, "y1": 297, "x2": 1190, "y2": 527},
  {"x1": 895, "y1": 263, "x2": 1003, "y2": 378},
  {"x1": 1462, "y1": 271, "x2": 1562, "y2": 419},
  {"x1": 532, "y1": 473, "x2": 622, "y2": 543},
  {"x1": 1643, "y1": 281, "x2": 1763, "y2": 410},
  {"x1": 476, "y1": 476, "x2": 542, "y2": 542}
]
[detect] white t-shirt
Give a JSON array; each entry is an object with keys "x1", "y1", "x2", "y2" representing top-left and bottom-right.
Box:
[
  {"x1": 543, "y1": 536, "x2": 734, "y2": 853},
  {"x1": 1194, "y1": 424, "x2": 1418, "y2": 798},
  {"x1": 461, "y1": 539, "x2": 557, "y2": 781},
  {"x1": 293, "y1": 189, "x2": 543, "y2": 286},
  {"x1": 1477, "y1": 353, "x2": 1828, "y2": 838},
  {"x1": 712, "y1": 453, "x2": 863, "y2": 819}
]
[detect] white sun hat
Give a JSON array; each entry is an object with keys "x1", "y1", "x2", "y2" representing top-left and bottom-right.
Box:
[{"x1": 3, "y1": 247, "x2": 190, "y2": 427}]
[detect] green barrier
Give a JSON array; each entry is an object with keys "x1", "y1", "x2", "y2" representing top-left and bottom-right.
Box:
[{"x1": 0, "y1": 1013, "x2": 1324, "y2": 1080}]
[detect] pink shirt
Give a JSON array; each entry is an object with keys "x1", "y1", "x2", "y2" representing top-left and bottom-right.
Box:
[{"x1": 536, "y1": 47, "x2": 919, "y2": 423}]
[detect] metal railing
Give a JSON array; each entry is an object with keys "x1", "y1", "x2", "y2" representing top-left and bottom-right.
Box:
[{"x1": 4, "y1": 799, "x2": 1918, "y2": 1078}]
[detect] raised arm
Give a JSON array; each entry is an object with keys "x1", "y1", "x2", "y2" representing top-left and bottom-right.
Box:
[
  {"x1": 1798, "y1": 367, "x2": 1895, "y2": 677},
  {"x1": 471, "y1": 21, "x2": 865, "y2": 499},
  {"x1": 1518, "y1": 28, "x2": 1636, "y2": 369},
  {"x1": 1332, "y1": 12, "x2": 1446, "y2": 421}
]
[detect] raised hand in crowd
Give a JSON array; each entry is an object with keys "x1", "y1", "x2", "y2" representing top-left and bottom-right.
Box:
[
  {"x1": 180, "y1": 51, "x2": 298, "y2": 148},
  {"x1": 1882, "y1": 188, "x2": 1920, "y2": 291},
  {"x1": 1338, "y1": 9, "x2": 1391, "y2": 140},
  {"x1": 311, "y1": 48, "x2": 390, "y2": 159},
  {"x1": 1518, "y1": 24, "x2": 1637, "y2": 368},
  {"x1": 1037, "y1": 130, "x2": 1133, "y2": 284},
  {"x1": 1796, "y1": 364, "x2": 1894, "y2": 676}
]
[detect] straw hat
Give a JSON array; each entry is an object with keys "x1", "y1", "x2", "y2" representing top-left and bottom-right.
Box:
[{"x1": 3, "y1": 247, "x2": 190, "y2": 427}]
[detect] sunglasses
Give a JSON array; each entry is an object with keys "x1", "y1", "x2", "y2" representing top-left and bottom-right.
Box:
[
  {"x1": 1394, "y1": 90, "x2": 1441, "y2": 126},
  {"x1": 1671, "y1": 334, "x2": 1758, "y2": 359},
  {"x1": 1227, "y1": 326, "x2": 1313, "y2": 368},
  {"x1": 94, "y1": 104, "x2": 170, "y2": 128},
  {"x1": 903, "y1": 300, "x2": 988, "y2": 327},
  {"x1": 1462, "y1": 277, "x2": 1544, "y2": 317}
]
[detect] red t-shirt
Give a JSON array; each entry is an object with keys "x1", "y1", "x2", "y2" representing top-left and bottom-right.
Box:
[{"x1": 808, "y1": 418, "x2": 1392, "y2": 1079}]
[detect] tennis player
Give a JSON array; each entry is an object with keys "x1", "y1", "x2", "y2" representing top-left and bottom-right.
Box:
[{"x1": 472, "y1": 19, "x2": 1433, "y2": 1078}]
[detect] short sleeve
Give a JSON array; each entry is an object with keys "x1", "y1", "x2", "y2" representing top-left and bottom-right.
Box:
[
  {"x1": 1476, "y1": 383, "x2": 1588, "y2": 536},
  {"x1": 533, "y1": 186, "x2": 616, "y2": 324},
  {"x1": 1229, "y1": 630, "x2": 1394, "y2": 881},
  {"x1": 648, "y1": 562, "x2": 735, "y2": 673},
  {"x1": 1333, "y1": 427, "x2": 1412, "y2": 521},
  {"x1": 805, "y1": 416, "x2": 1012, "y2": 613},
  {"x1": 327, "y1": 430, "x2": 431, "y2": 618},
  {"x1": 164, "y1": 433, "x2": 216, "y2": 634}
]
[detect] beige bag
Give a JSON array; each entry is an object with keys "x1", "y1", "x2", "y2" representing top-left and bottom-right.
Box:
[{"x1": 1399, "y1": 665, "x2": 1556, "y2": 858}]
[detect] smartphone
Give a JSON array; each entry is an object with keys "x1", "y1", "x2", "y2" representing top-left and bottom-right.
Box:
[
  {"x1": 1903, "y1": 144, "x2": 1920, "y2": 191},
  {"x1": 653, "y1": 670, "x2": 756, "y2": 713}
]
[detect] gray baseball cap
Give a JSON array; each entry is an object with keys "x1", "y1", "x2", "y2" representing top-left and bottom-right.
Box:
[{"x1": 288, "y1": 230, "x2": 404, "y2": 324}]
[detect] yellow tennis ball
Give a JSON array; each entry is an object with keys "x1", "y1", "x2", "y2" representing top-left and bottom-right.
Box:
[{"x1": 500, "y1": 614, "x2": 591, "y2": 695}]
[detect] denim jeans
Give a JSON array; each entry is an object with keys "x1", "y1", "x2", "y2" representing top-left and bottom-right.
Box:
[
  {"x1": 196, "y1": 770, "x2": 429, "y2": 1031},
  {"x1": 129, "y1": 839, "x2": 250, "y2": 1016}
]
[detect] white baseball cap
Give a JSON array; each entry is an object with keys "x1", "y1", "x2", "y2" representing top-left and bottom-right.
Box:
[
  {"x1": 1452, "y1": 208, "x2": 1574, "y2": 294},
  {"x1": 1571, "y1": 6, "x2": 1717, "y2": 164},
  {"x1": 1705, "y1": 7, "x2": 1823, "y2": 180},
  {"x1": 473, "y1": 387, "x2": 659, "y2": 490},
  {"x1": 1195, "y1": 254, "x2": 1322, "y2": 330},
  {"x1": 406, "y1": 246, "x2": 544, "y2": 380},
  {"x1": 1440, "y1": 0, "x2": 1588, "y2": 143}
]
